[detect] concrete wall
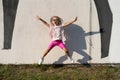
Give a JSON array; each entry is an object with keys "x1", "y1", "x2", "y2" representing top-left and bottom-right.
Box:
[
  {"x1": 109, "y1": 0, "x2": 120, "y2": 63},
  {"x1": 0, "y1": 0, "x2": 119, "y2": 64}
]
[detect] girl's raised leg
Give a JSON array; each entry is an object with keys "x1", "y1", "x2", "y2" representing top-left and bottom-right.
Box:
[{"x1": 62, "y1": 48, "x2": 74, "y2": 63}]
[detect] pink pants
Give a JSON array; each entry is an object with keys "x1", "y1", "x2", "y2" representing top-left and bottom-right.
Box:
[{"x1": 48, "y1": 40, "x2": 66, "y2": 49}]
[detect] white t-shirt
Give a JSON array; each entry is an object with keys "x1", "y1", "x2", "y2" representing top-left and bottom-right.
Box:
[{"x1": 49, "y1": 25, "x2": 63, "y2": 41}]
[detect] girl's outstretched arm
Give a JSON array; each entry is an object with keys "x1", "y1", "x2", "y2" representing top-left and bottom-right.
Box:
[
  {"x1": 63, "y1": 17, "x2": 77, "y2": 27},
  {"x1": 36, "y1": 16, "x2": 50, "y2": 28}
]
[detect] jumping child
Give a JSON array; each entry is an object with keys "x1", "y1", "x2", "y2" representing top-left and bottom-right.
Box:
[{"x1": 36, "y1": 16, "x2": 77, "y2": 64}]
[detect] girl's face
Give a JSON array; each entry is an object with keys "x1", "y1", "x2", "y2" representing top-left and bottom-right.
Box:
[{"x1": 51, "y1": 16, "x2": 62, "y2": 26}]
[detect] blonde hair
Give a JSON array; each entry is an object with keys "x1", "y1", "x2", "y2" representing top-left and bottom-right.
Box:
[{"x1": 50, "y1": 16, "x2": 63, "y2": 26}]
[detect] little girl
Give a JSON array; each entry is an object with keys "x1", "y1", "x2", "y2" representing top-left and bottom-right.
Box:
[{"x1": 36, "y1": 16, "x2": 77, "y2": 64}]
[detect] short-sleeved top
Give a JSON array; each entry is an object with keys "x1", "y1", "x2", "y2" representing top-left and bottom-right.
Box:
[{"x1": 49, "y1": 25, "x2": 63, "y2": 41}]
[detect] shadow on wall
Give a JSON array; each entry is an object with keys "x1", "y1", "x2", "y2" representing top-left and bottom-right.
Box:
[
  {"x1": 94, "y1": 0, "x2": 113, "y2": 58},
  {"x1": 54, "y1": 24, "x2": 100, "y2": 64}
]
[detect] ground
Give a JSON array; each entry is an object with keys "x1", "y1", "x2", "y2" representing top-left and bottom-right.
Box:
[{"x1": 0, "y1": 64, "x2": 120, "y2": 80}]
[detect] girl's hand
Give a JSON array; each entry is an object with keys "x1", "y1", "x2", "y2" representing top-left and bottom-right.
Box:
[
  {"x1": 74, "y1": 17, "x2": 77, "y2": 22},
  {"x1": 63, "y1": 17, "x2": 77, "y2": 27},
  {"x1": 36, "y1": 16, "x2": 50, "y2": 27},
  {"x1": 36, "y1": 16, "x2": 41, "y2": 20}
]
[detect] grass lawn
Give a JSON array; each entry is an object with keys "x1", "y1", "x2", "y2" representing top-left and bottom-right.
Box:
[{"x1": 0, "y1": 64, "x2": 120, "y2": 80}]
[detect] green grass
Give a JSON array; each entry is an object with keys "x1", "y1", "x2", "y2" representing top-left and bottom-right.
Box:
[{"x1": 0, "y1": 64, "x2": 120, "y2": 80}]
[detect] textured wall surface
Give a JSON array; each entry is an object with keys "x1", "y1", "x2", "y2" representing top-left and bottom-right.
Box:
[
  {"x1": 109, "y1": 0, "x2": 120, "y2": 63},
  {"x1": 0, "y1": 0, "x2": 119, "y2": 64}
]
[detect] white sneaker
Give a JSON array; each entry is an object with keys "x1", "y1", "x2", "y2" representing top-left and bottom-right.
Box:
[
  {"x1": 68, "y1": 57, "x2": 74, "y2": 63},
  {"x1": 38, "y1": 58, "x2": 44, "y2": 65},
  {"x1": 70, "y1": 58, "x2": 74, "y2": 63}
]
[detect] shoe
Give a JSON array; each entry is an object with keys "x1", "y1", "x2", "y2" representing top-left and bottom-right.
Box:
[
  {"x1": 70, "y1": 58, "x2": 74, "y2": 63},
  {"x1": 68, "y1": 57, "x2": 74, "y2": 63},
  {"x1": 38, "y1": 58, "x2": 44, "y2": 65}
]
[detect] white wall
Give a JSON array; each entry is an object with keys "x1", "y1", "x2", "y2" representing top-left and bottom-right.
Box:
[
  {"x1": 0, "y1": 0, "x2": 111, "y2": 64},
  {"x1": 109, "y1": 0, "x2": 120, "y2": 63}
]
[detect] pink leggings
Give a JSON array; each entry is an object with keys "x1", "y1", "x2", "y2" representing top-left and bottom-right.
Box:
[{"x1": 48, "y1": 40, "x2": 66, "y2": 49}]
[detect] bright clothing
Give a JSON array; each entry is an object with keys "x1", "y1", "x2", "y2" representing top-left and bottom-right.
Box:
[{"x1": 49, "y1": 25, "x2": 63, "y2": 41}]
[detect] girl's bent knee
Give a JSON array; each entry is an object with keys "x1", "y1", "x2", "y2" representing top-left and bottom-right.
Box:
[{"x1": 64, "y1": 50, "x2": 69, "y2": 54}]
